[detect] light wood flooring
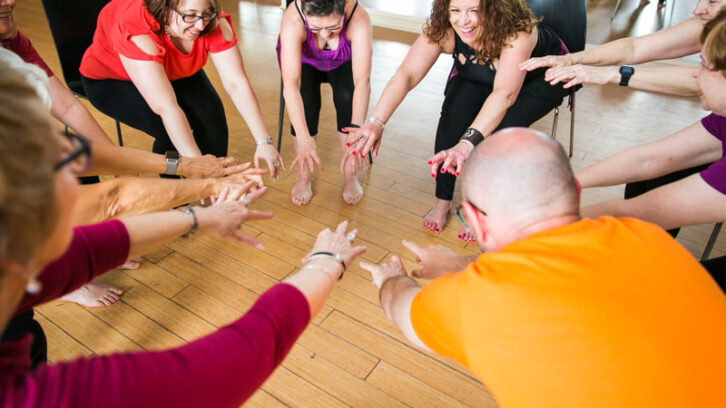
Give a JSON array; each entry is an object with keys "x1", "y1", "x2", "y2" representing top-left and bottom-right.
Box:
[{"x1": 12, "y1": 0, "x2": 724, "y2": 406}]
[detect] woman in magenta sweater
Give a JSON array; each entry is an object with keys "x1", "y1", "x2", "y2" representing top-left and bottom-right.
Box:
[{"x1": 0, "y1": 59, "x2": 366, "y2": 407}]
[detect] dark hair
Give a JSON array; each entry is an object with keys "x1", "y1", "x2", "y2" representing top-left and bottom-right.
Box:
[
  {"x1": 144, "y1": 0, "x2": 220, "y2": 35},
  {"x1": 701, "y1": 7, "x2": 726, "y2": 76},
  {"x1": 424, "y1": 0, "x2": 539, "y2": 63},
  {"x1": 300, "y1": 0, "x2": 345, "y2": 17}
]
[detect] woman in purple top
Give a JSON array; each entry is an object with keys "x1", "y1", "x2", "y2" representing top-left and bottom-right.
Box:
[
  {"x1": 278, "y1": 0, "x2": 372, "y2": 206},
  {"x1": 0, "y1": 59, "x2": 367, "y2": 407},
  {"x1": 576, "y1": 11, "x2": 726, "y2": 231}
]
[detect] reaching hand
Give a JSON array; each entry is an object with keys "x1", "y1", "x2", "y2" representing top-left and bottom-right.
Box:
[
  {"x1": 340, "y1": 121, "x2": 383, "y2": 171},
  {"x1": 254, "y1": 144, "x2": 285, "y2": 180},
  {"x1": 200, "y1": 184, "x2": 272, "y2": 249},
  {"x1": 359, "y1": 255, "x2": 408, "y2": 289},
  {"x1": 402, "y1": 240, "x2": 460, "y2": 280},
  {"x1": 210, "y1": 163, "x2": 267, "y2": 195},
  {"x1": 303, "y1": 221, "x2": 367, "y2": 269},
  {"x1": 291, "y1": 136, "x2": 323, "y2": 174},
  {"x1": 428, "y1": 140, "x2": 475, "y2": 178},
  {"x1": 518, "y1": 54, "x2": 574, "y2": 72},
  {"x1": 544, "y1": 64, "x2": 617, "y2": 89},
  {"x1": 179, "y1": 155, "x2": 245, "y2": 179}
]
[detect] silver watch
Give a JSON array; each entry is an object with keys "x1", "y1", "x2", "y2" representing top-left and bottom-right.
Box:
[{"x1": 164, "y1": 151, "x2": 180, "y2": 176}]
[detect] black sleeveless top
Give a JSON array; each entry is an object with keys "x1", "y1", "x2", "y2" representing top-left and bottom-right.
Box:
[{"x1": 451, "y1": 24, "x2": 567, "y2": 99}]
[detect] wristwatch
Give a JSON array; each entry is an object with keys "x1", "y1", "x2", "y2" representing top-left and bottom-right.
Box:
[
  {"x1": 164, "y1": 151, "x2": 180, "y2": 176},
  {"x1": 460, "y1": 128, "x2": 485, "y2": 147},
  {"x1": 619, "y1": 65, "x2": 634, "y2": 87}
]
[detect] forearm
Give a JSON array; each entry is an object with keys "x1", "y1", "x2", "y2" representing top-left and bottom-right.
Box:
[
  {"x1": 379, "y1": 276, "x2": 429, "y2": 350},
  {"x1": 626, "y1": 66, "x2": 699, "y2": 96},
  {"x1": 160, "y1": 106, "x2": 202, "y2": 157},
  {"x1": 350, "y1": 78, "x2": 371, "y2": 126},
  {"x1": 576, "y1": 145, "x2": 672, "y2": 189},
  {"x1": 371, "y1": 73, "x2": 416, "y2": 123},
  {"x1": 284, "y1": 257, "x2": 341, "y2": 317},
  {"x1": 572, "y1": 38, "x2": 636, "y2": 66},
  {"x1": 469, "y1": 90, "x2": 513, "y2": 137},
  {"x1": 73, "y1": 178, "x2": 215, "y2": 226},
  {"x1": 227, "y1": 80, "x2": 271, "y2": 142},
  {"x1": 83, "y1": 143, "x2": 166, "y2": 176},
  {"x1": 283, "y1": 82, "x2": 313, "y2": 138}
]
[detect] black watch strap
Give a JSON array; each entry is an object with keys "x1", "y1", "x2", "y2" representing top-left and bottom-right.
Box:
[
  {"x1": 460, "y1": 128, "x2": 485, "y2": 146},
  {"x1": 619, "y1": 65, "x2": 634, "y2": 87}
]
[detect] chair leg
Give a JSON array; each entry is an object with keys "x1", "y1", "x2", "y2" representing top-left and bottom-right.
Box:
[
  {"x1": 368, "y1": 151, "x2": 373, "y2": 165},
  {"x1": 569, "y1": 95, "x2": 576, "y2": 158},
  {"x1": 611, "y1": 0, "x2": 623, "y2": 19},
  {"x1": 115, "y1": 120, "x2": 123, "y2": 146},
  {"x1": 551, "y1": 106, "x2": 560, "y2": 140},
  {"x1": 701, "y1": 222, "x2": 723, "y2": 261},
  {"x1": 277, "y1": 77, "x2": 285, "y2": 152}
]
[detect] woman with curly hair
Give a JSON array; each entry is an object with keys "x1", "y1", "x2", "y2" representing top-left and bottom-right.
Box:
[{"x1": 343, "y1": 0, "x2": 569, "y2": 240}]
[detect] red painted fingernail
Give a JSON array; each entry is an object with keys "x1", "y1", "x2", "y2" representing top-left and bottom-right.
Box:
[
  {"x1": 432, "y1": 174, "x2": 436, "y2": 178},
  {"x1": 440, "y1": 168, "x2": 445, "y2": 173},
  {"x1": 456, "y1": 172, "x2": 460, "y2": 176},
  {"x1": 436, "y1": 228, "x2": 440, "y2": 232},
  {"x1": 457, "y1": 235, "x2": 461, "y2": 239},
  {"x1": 361, "y1": 154, "x2": 364, "y2": 158},
  {"x1": 352, "y1": 151, "x2": 357, "y2": 155},
  {"x1": 346, "y1": 143, "x2": 350, "y2": 147},
  {"x1": 427, "y1": 161, "x2": 432, "y2": 165}
]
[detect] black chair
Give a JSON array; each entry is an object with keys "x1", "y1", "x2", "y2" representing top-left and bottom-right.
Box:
[
  {"x1": 701, "y1": 222, "x2": 723, "y2": 261},
  {"x1": 526, "y1": 0, "x2": 587, "y2": 158},
  {"x1": 40, "y1": 0, "x2": 124, "y2": 146},
  {"x1": 276, "y1": 0, "x2": 371, "y2": 164}
]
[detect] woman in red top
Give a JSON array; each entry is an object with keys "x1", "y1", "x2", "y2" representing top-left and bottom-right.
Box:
[{"x1": 80, "y1": 0, "x2": 284, "y2": 178}]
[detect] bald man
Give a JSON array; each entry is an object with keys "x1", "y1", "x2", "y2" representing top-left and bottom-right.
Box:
[{"x1": 362, "y1": 128, "x2": 726, "y2": 407}]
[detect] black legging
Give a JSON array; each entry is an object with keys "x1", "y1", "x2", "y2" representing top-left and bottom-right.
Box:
[
  {"x1": 81, "y1": 70, "x2": 228, "y2": 157},
  {"x1": 1, "y1": 310, "x2": 47, "y2": 369},
  {"x1": 292, "y1": 61, "x2": 354, "y2": 136},
  {"x1": 434, "y1": 75, "x2": 564, "y2": 201}
]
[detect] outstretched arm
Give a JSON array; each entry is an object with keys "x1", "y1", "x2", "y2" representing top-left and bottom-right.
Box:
[{"x1": 48, "y1": 76, "x2": 114, "y2": 145}]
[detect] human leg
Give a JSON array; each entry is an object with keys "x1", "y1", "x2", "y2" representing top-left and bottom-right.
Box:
[
  {"x1": 291, "y1": 64, "x2": 324, "y2": 205},
  {"x1": 172, "y1": 70, "x2": 229, "y2": 157},
  {"x1": 327, "y1": 62, "x2": 363, "y2": 204},
  {"x1": 429, "y1": 77, "x2": 487, "y2": 233}
]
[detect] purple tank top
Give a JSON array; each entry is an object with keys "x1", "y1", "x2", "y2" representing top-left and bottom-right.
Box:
[{"x1": 276, "y1": 0, "x2": 357, "y2": 72}]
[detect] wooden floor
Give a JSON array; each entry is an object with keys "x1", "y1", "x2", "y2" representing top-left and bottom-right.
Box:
[{"x1": 13, "y1": 0, "x2": 724, "y2": 406}]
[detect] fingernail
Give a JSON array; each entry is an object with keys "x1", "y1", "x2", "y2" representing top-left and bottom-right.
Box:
[
  {"x1": 427, "y1": 161, "x2": 432, "y2": 165},
  {"x1": 457, "y1": 234, "x2": 461, "y2": 239},
  {"x1": 352, "y1": 151, "x2": 357, "y2": 155},
  {"x1": 361, "y1": 154, "x2": 364, "y2": 158},
  {"x1": 456, "y1": 172, "x2": 460, "y2": 176},
  {"x1": 431, "y1": 174, "x2": 436, "y2": 178},
  {"x1": 346, "y1": 143, "x2": 350, "y2": 147},
  {"x1": 440, "y1": 168, "x2": 445, "y2": 173}
]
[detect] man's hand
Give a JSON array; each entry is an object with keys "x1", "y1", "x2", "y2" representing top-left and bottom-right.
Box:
[
  {"x1": 428, "y1": 140, "x2": 475, "y2": 177},
  {"x1": 254, "y1": 144, "x2": 286, "y2": 179},
  {"x1": 360, "y1": 255, "x2": 408, "y2": 289},
  {"x1": 199, "y1": 184, "x2": 272, "y2": 249},
  {"x1": 402, "y1": 240, "x2": 461, "y2": 280},
  {"x1": 291, "y1": 135, "x2": 323, "y2": 174}
]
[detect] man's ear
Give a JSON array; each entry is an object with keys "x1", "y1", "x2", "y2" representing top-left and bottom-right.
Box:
[{"x1": 461, "y1": 201, "x2": 486, "y2": 243}]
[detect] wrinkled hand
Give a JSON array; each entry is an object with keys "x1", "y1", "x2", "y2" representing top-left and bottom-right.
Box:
[
  {"x1": 179, "y1": 155, "x2": 247, "y2": 179},
  {"x1": 518, "y1": 54, "x2": 574, "y2": 72},
  {"x1": 359, "y1": 255, "x2": 408, "y2": 289},
  {"x1": 291, "y1": 136, "x2": 322, "y2": 174},
  {"x1": 544, "y1": 64, "x2": 617, "y2": 89},
  {"x1": 340, "y1": 121, "x2": 383, "y2": 171},
  {"x1": 254, "y1": 144, "x2": 285, "y2": 180},
  {"x1": 200, "y1": 184, "x2": 272, "y2": 249},
  {"x1": 303, "y1": 221, "x2": 367, "y2": 269},
  {"x1": 210, "y1": 163, "x2": 267, "y2": 195},
  {"x1": 428, "y1": 140, "x2": 475, "y2": 178},
  {"x1": 402, "y1": 240, "x2": 459, "y2": 280}
]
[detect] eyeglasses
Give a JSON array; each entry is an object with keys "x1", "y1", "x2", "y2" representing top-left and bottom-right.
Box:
[
  {"x1": 306, "y1": 15, "x2": 344, "y2": 33},
  {"x1": 454, "y1": 201, "x2": 487, "y2": 228},
  {"x1": 174, "y1": 9, "x2": 217, "y2": 24},
  {"x1": 54, "y1": 131, "x2": 91, "y2": 174}
]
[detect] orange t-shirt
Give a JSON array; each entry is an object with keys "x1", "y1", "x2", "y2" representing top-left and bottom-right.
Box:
[
  {"x1": 411, "y1": 217, "x2": 726, "y2": 408},
  {"x1": 80, "y1": 0, "x2": 237, "y2": 81}
]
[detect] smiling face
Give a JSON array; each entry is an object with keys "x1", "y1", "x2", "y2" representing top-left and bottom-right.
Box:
[
  {"x1": 306, "y1": 12, "x2": 344, "y2": 41},
  {"x1": 693, "y1": 51, "x2": 726, "y2": 114},
  {"x1": 0, "y1": 0, "x2": 17, "y2": 40},
  {"x1": 693, "y1": 0, "x2": 726, "y2": 23},
  {"x1": 167, "y1": 0, "x2": 213, "y2": 41},
  {"x1": 448, "y1": 0, "x2": 480, "y2": 46}
]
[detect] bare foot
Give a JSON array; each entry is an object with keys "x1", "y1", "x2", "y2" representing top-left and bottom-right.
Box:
[
  {"x1": 639, "y1": 0, "x2": 649, "y2": 6},
  {"x1": 60, "y1": 282, "x2": 124, "y2": 307},
  {"x1": 343, "y1": 171, "x2": 363, "y2": 205},
  {"x1": 291, "y1": 171, "x2": 313, "y2": 206},
  {"x1": 423, "y1": 200, "x2": 450, "y2": 233},
  {"x1": 657, "y1": 0, "x2": 665, "y2": 9},
  {"x1": 118, "y1": 257, "x2": 142, "y2": 270},
  {"x1": 457, "y1": 226, "x2": 475, "y2": 243}
]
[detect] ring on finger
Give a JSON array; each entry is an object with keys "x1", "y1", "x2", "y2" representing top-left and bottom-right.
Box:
[
  {"x1": 242, "y1": 195, "x2": 251, "y2": 206},
  {"x1": 358, "y1": 135, "x2": 366, "y2": 141},
  {"x1": 346, "y1": 231, "x2": 356, "y2": 241},
  {"x1": 273, "y1": 162, "x2": 279, "y2": 167}
]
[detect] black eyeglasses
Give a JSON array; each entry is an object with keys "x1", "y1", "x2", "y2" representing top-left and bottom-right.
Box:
[
  {"x1": 54, "y1": 131, "x2": 91, "y2": 174},
  {"x1": 174, "y1": 9, "x2": 217, "y2": 24},
  {"x1": 455, "y1": 201, "x2": 486, "y2": 228}
]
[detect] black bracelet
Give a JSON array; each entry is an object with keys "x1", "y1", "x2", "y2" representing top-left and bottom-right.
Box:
[
  {"x1": 308, "y1": 251, "x2": 346, "y2": 280},
  {"x1": 460, "y1": 128, "x2": 485, "y2": 147},
  {"x1": 341, "y1": 124, "x2": 360, "y2": 135}
]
